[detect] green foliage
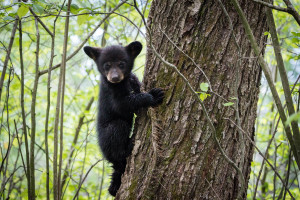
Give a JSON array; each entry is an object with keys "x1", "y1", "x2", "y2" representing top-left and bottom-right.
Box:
[
  {"x1": 199, "y1": 92, "x2": 210, "y2": 101},
  {"x1": 32, "y1": 4, "x2": 44, "y2": 14},
  {"x1": 285, "y1": 112, "x2": 300, "y2": 125},
  {"x1": 0, "y1": 0, "x2": 149, "y2": 199},
  {"x1": 200, "y1": 82, "x2": 209, "y2": 92},
  {"x1": 17, "y1": 5, "x2": 28, "y2": 18},
  {"x1": 223, "y1": 102, "x2": 234, "y2": 107},
  {"x1": 197, "y1": 82, "x2": 210, "y2": 101},
  {"x1": 1, "y1": 0, "x2": 299, "y2": 199},
  {"x1": 247, "y1": 0, "x2": 300, "y2": 199}
]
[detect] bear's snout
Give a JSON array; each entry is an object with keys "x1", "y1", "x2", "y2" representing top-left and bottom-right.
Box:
[{"x1": 107, "y1": 67, "x2": 124, "y2": 83}]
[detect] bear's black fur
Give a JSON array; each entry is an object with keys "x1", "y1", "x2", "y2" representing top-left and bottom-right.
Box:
[{"x1": 83, "y1": 41, "x2": 164, "y2": 196}]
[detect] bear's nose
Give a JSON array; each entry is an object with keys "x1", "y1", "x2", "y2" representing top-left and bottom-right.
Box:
[{"x1": 111, "y1": 75, "x2": 120, "y2": 82}]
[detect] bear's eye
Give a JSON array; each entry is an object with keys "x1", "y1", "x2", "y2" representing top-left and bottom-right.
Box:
[
  {"x1": 104, "y1": 63, "x2": 111, "y2": 71},
  {"x1": 119, "y1": 62, "x2": 125, "y2": 69}
]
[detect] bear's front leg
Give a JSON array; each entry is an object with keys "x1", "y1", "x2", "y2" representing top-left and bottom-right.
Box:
[
  {"x1": 125, "y1": 88, "x2": 164, "y2": 111},
  {"x1": 148, "y1": 88, "x2": 164, "y2": 107}
]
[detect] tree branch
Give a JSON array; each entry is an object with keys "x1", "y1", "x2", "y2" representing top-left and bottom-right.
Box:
[
  {"x1": 28, "y1": 17, "x2": 41, "y2": 200},
  {"x1": 18, "y1": 16, "x2": 32, "y2": 200},
  {"x1": 29, "y1": 8, "x2": 53, "y2": 37},
  {"x1": 283, "y1": 0, "x2": 300, "y2": 26},
  {"x1": 252, "y1": 0, "x2": 300, "y2": 26},
  {"x1": 43, "y1": 11, "x2": 57, "y2": 200},
  {"x1": 39, "y1": 0, "x2": 128, "y2": 76},
  {"x1": 72, "y1": 159, "x2": 103, "y2": 200},
  {"x1": 252, "y1": 0, "x2": 288, "y2": 12},
  {"x1": 55, "y1": 0, "x2": 72, "y2": 199},
  {"x1": 60, "y1": 97, "x2": 94, "y2": 191},
  {"x1": 0, "y1": 18, "x2": 18, "y2": 103}
]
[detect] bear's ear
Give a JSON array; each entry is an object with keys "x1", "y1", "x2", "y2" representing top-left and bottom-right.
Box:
[
  {"x1": 83, "y1": 46, "x2": 101, "y2": 60},
  {"x1": 125, "y1": 41, "x2": 142, "y2": 59}
]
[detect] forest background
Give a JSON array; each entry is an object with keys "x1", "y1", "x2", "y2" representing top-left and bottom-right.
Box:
[{"x1": 0, "y1": 0, "x2": 300, "y2": 199}]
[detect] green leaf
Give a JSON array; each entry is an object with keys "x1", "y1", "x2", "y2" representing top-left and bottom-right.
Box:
[
  {"x1": 264, "y1": 31, "x2": 269, "y2": 36},
  {"x1": 61, "y1": 5, "x2": 68, "y2": 12},
  {"x1": 285, "y1": 112, "x2": 300, "y2": 126},
  {"x1": 38, "y1": 0, "x2": 47, "y2": 4},
  {"x1": 223, "y1": 102, "x2": 234, "y2": 107},
  {"x1": 199, "y1": 92, "x2": 210, "y2": 101},
  {"x1": 5, "y1": 6, "x2": 13, "y2": 12},
  {"x1": 292, "y1": 37, "x2": 299, "y2": 43},
  {"x1": 77, "y1": 13, "x2": 87, "y2": 25},
  {"x1": 263, "y1": 182, "x2": 269, "y2": 189},
  {"x1": 70, "y1": 4, "x2": 80, "y2": 14},
  {"x1": 8, "y1": 13, "x2": 17, "y2": 17},
  {"x1": 200, "y1": 82, "x2": 209, "y2": 92},
  {"x1": 32, "y1": 4, "x2": 44, "y2": 14},
  {"x1": 104, "y1": 33, "x2": 110, "y2": 41},
  {"x1": 291, "y1": 32, "x2": 300, "y2": 37},
  {"x1": 280, "y1": 140, "x2": 289, "y2": 145},
  {"x1": 17, "y1": 5, "x2": 29, "y2": 18},
  {"x1": 71, "y1": 4, "x2": 79, "y2": 10},
  {"x1": 3, "y1": 16, "x2": 15, "y2": 21},
  {"x1": 199, "y1": 93, "x2": 206, "y2": 101}
]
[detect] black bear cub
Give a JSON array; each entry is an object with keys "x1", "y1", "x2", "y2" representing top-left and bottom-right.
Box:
[{"x1": 83, "y1": 41, "x2": 164, "y2": 196}]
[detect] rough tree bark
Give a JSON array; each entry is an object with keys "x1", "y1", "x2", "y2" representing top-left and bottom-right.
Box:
[{"x1": 117, "y1": 0, "x2": 267, "y2": 199}]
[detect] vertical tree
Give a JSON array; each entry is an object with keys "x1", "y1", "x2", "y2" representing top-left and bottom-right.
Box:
[{"x1": 117, "y1": 0, "x2": 268, "y2": 199}]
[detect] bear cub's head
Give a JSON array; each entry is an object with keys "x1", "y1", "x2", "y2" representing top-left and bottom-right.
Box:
[{"x1": 84, "y1": 41, "x2": 142, "y2": 84}]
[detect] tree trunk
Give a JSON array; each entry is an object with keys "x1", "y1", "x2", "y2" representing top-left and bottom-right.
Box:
[{"x1": 117, "y1": 0, "x2": 267, "y2": 199}]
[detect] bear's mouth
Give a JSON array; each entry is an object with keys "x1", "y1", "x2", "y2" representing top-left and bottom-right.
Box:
[{"x1": 107, "y1": 77, "x2": 123, "y2": 83}]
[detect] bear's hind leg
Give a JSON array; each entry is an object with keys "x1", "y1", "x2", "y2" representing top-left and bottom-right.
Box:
[{"x1": 108, "y1": 160, "x2": 126, "y2": 196}]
